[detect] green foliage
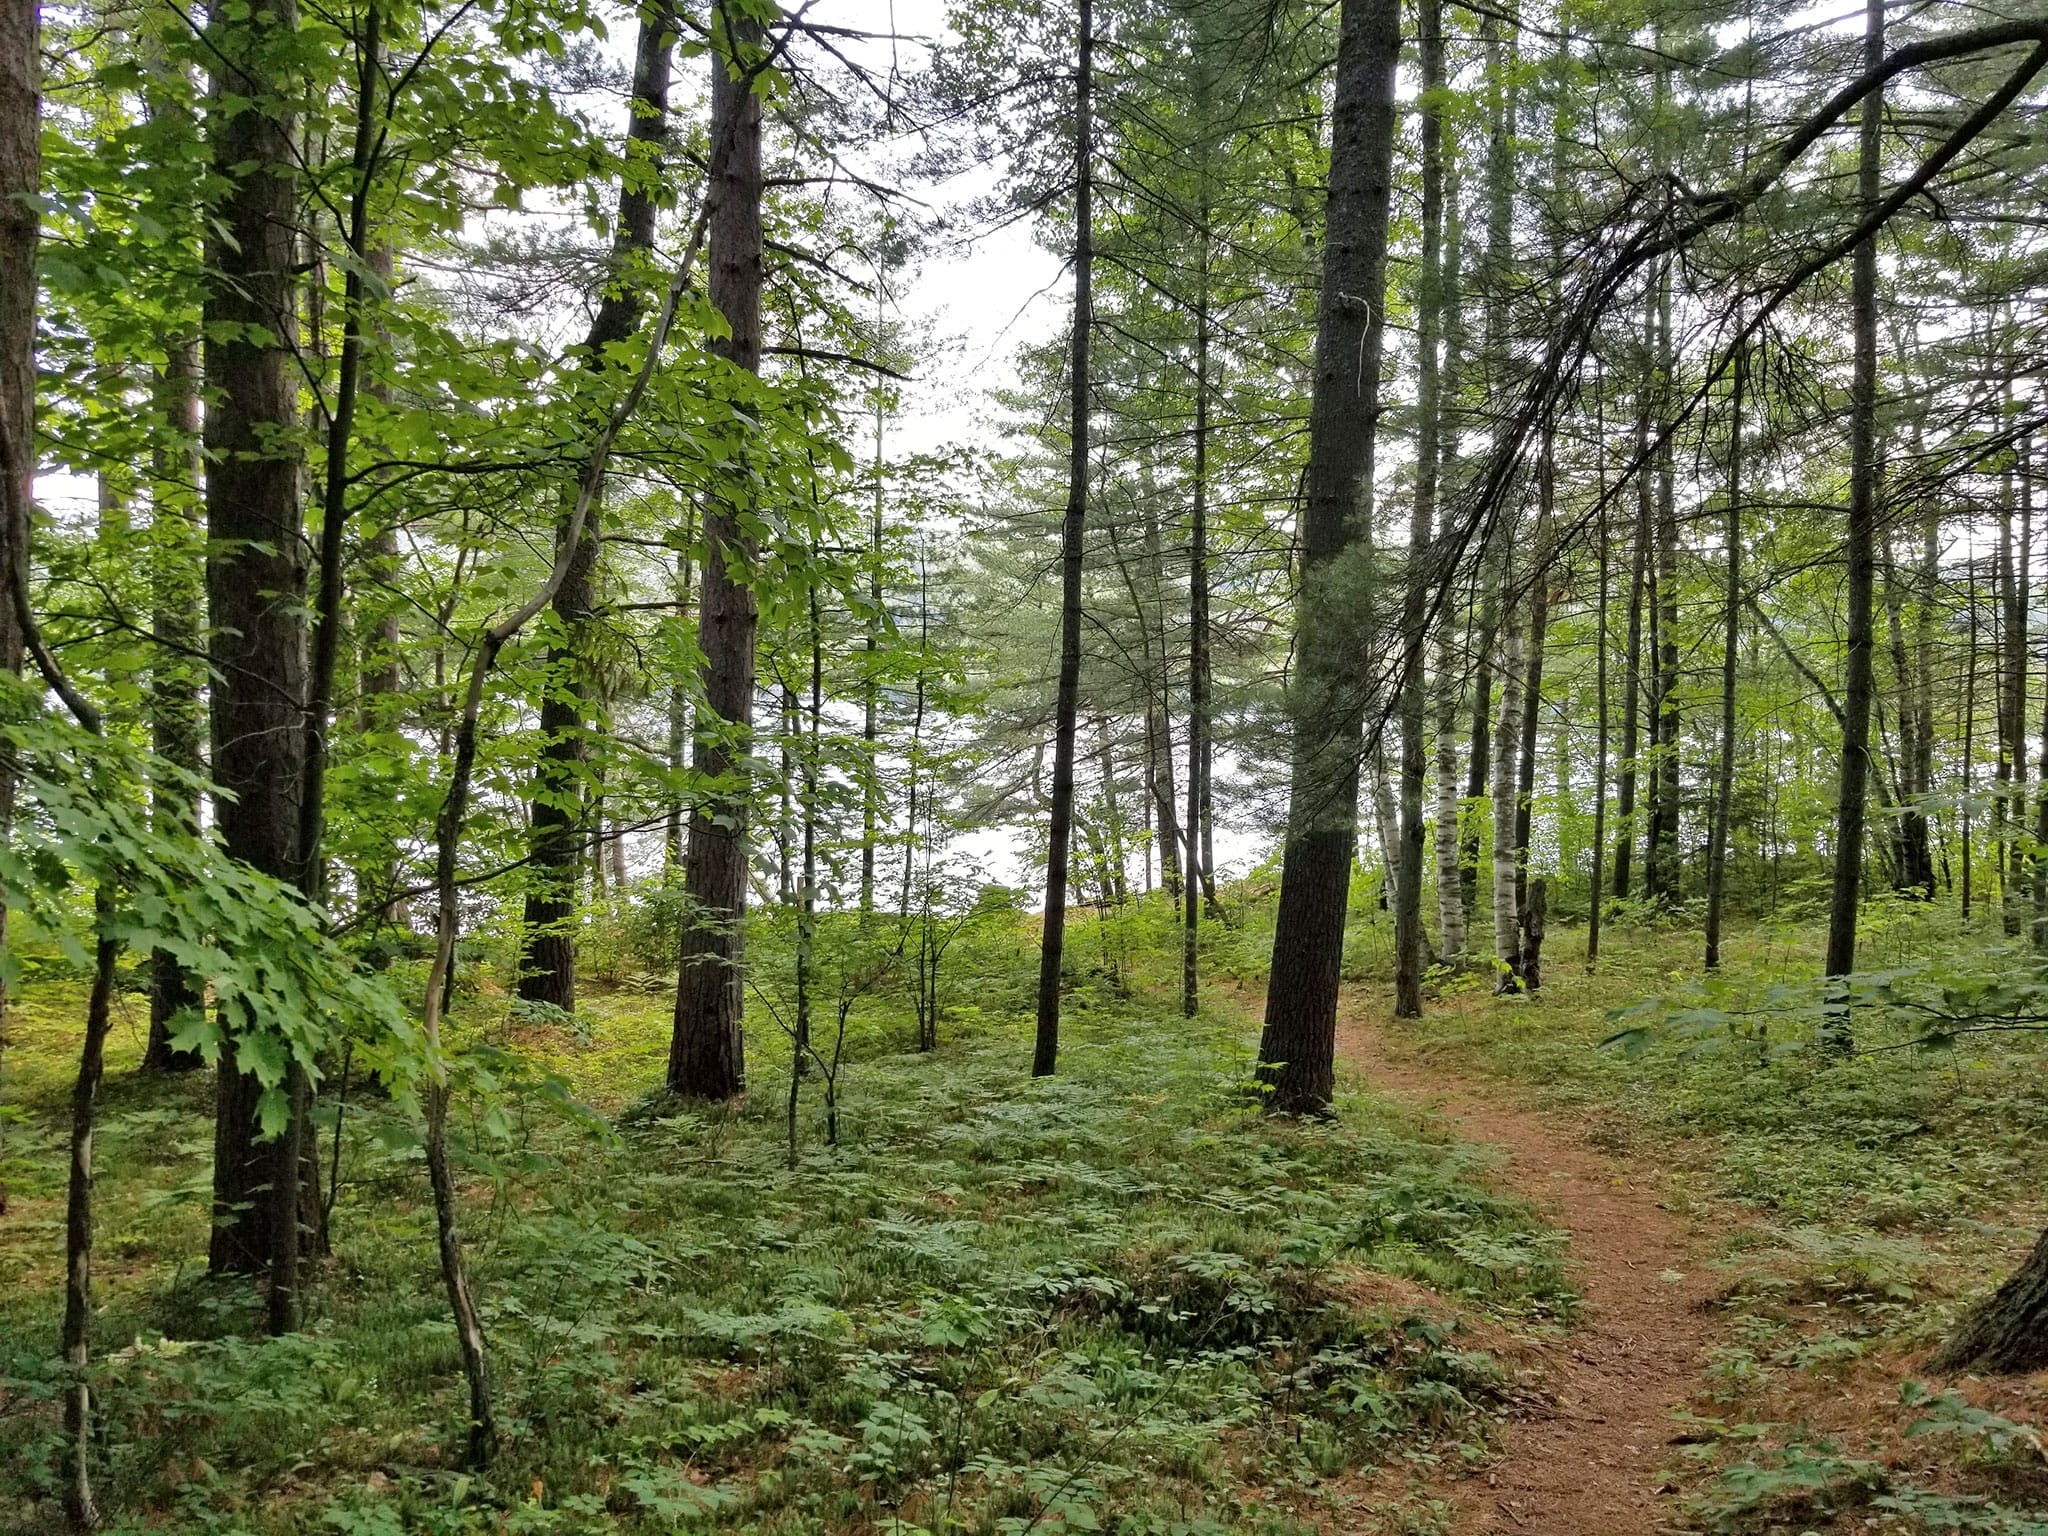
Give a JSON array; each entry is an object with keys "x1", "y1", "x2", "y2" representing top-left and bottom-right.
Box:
[
  {"x1": 0, "y1": 693, "x2": 415, "y2": 1127},
  {"x1": 0, "y1": 948, "x2": 1562, "y2": 1532}
]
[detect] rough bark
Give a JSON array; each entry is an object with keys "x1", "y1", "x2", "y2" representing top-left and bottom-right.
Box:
[
  {"x1": 204, "y1": 0, "x2": 313, "y2": 1283},
  {"x1": 668, "y1": 1, "x2": 762, "y2": 1100},
  {"x1": 1256, "y1": 0, "x2": 1401, "y2": 1115},
  {"x1": 1930, "y1": 1225, "x2": 2048, "y2": 1376},
  {"x1": 0, "y1": 0, "x2": 36, "y2": 1215}
]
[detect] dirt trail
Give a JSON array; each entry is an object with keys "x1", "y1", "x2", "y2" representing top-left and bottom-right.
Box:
[{"x1": 1335, "y1": 994, "x2": 1718, "y2": 1536}]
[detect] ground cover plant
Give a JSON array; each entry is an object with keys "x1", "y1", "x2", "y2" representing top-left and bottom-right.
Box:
[{"x1": 0, "y1": 910, "x2": 1571, "y2": 1533}]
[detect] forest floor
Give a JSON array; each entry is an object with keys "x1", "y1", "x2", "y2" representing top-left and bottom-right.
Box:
[
  {"x1": 1299, "y1": 914, "x2": 2048, "y2": 1536},
  {"x1": 1333, "y1": 992, "x2": 1718, "y2": 1536},
  {"x1": 4, "y1": 915, "x2": 2048, "y2": 1535}
]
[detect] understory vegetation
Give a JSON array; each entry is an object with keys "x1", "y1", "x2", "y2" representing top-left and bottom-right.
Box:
[{"x1": 1, "y1": 901, "x2": 1571, "y2": 1534}]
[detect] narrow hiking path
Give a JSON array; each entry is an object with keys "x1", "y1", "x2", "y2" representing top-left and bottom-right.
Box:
[{"x1": 1334, "y1": 990, "x2": 1720, "y2": 1536}]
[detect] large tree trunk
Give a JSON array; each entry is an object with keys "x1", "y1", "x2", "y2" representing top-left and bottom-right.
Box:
[
  {"x1": 1032, "y1": 0, "x2": 1092, "y2": 1079},
  {"x1": 1931, "y1": 1225, "x2": 2048, "y2": 1376},
  {"x1": 1393, "y1": 0, "x2": 1445, "y2": 1019},
  {"x1": 204, "y1": 0, "x2": 313, "y2": 1294},
  {"x1": 668, "y1": 1, "x2": 763, "y2": 1100},
  {"x1": 0, "y1": 0, "x2": 35, "y2": 1218},
  {"x1": 1255, "y1": 0, "x2": 1401, "y2": 1115},
  {"x1": 520, "y1": 3, "x2": 675, "y2": 1009},
  {"x1": 1823, "y1": 0, "x2": 1883, "y2": 983}
]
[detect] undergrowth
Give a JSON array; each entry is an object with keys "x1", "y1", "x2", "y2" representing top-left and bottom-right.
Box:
[{"x1": 0, "y1": 933, "x2": 1569, "y2": 1535}]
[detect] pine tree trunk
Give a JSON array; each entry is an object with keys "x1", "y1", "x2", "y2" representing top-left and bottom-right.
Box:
[
  {"x1": 2005, "y1": 439, "x2": 2033, "y2": 936},
  {"x1": 1823, "y1": 0, "x2": 1883, "y2": 985},
  {"x1": 1931, "y1": 1224, "x2": 2048, "y2": 1376},
  {"x1": 205, "y1": 0, "x2": 313, "y2": 1285},
  {"x1": 1588, "y1": 464, "x2": 1610, "y2": 967},
  {"x1": 1256, "y1": 0, "x2": 1401, "y2": 1115},
  {"x1": 668, "y1": 1, "x2": 763, "y2": 1100},
  {"x1": 1613, "y1": 438, "x2": 1648, "y2": 904},
  {"x1": 1394, "y1": 0, "x2": 1445, "y2": 1018},
  {"x1": 1032, "y1": 0, "x2": 1091, "y2": 1078},
  {"x1": 1183, "y1": 227, "x2": 1210, "y2": 1018},
  {"x1": 520, "y1": 3, "x2": 675, "y2": 1009},
  {"x1": 1706, "y1": 345, "x2": 1742, "y2": 969},
  {"x1": 0, "y1": 0, "x2": 31, "y2": 1219}
]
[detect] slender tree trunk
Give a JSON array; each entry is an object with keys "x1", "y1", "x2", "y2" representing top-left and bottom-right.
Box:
[
  {"x1": 1613, "y1": 432, "x2": 1648, "y2": 904},
  {"x1": 205, "y1": 0, "x2": 314, "y2": 1294},
  {"x1": 1144, "y1": 515, "x2": 1183, "y2": 903},
  {"x1": 1823, "y1": 0, "x2": 1883, "y2": 985},
  {"x1": 60, "y1": 927, "x2": 118, "y2": 1533},
  {"x1": 1515, "y1": 498, "x2": 1552, "y2": 958},
  {"x1": 669, "y1": 2, "x2": 764, "y2": 1099},
  {"x1": 1588, "y1": 431, "x2": 1611, "y2": 967},
  {"x1": 1097, "y1": 718, "x2": 1129, "y2": 906},
  {"x1": 1964, "y1": 542, "x2": 1979, "y2": 920},
  {"x1": 521, "y1": 3, "x2": 675, "y2": 1008},
  {"x1": 1431, "y1": 185, "x2": 1468, "y2": 964},
  {"x1": 861, "y1": 372, "x2": 884, "y2": 913},
  {"x1": 789, "y1": 590, "x2": 820, "y2": 1166},
  {"x1": 1394, "y1": 0, "x2": 1445, "y2": 1018},
  {"x1": 1651, "y1": 249, "x2": 1682, "y2": 903},
  {"x1": 1183, "y1": 224, "x2": 1211, "y2": 1019},
  {"x1": 298, "y1": 4, "x2": 383, "y2": 911},
  {"x1": 664, "y1": 505, "x2": 696, "y2": 877},
  {"x1": 1706, "y1": 344, "x2": 1743, "y2": 968},
  {"x1": 1490, "y1": 582, "x2": 1525, "y2": 991},
  {"x1": 1032, "y1": 0, "x2": 1092, "y2": 1078},
  {"x1": 2005, "y1": 432, "x2": 2033, "y2": 936},
  {"x1": 1257, "y1": 0, "x2": 1401, "y2": 1114}
]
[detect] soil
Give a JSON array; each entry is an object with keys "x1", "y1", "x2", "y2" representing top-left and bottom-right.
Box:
[{"x1": 1334, "y1": 990, "x2": 1720, "y2": 1536}]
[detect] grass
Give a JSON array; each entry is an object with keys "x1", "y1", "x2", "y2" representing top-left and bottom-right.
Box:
[{"x1": 0, "y1": 917, "x2": 1570, "y2": 1536}]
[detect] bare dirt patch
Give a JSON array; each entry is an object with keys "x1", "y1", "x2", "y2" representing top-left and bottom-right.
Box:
[{"x1": 1335, "y1": 991, "x2": 1720, "y2": 1536}]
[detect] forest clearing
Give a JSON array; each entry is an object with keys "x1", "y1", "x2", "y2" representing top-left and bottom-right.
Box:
[{"x1": 3, "y1": 0, "x2": 2048, "y2": 1531}]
